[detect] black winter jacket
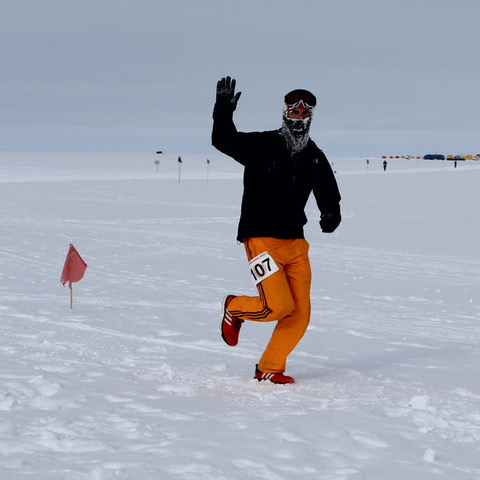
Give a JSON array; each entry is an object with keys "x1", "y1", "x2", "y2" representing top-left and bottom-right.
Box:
[{"x1": 212, "y1": 103, "x2": 341, "y2": 242}]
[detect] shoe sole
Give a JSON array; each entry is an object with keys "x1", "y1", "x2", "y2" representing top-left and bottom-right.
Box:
[{"x1": 255, "y1": 375, "x2": 295, "y2": 384}]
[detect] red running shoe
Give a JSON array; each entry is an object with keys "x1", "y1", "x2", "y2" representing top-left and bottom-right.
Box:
[
  {"x1": 254, "y1": 365, "x2": 295, "y2": 384},
  {"x1": 221, "y1": 295, "x2": 244, "y2": 346}
]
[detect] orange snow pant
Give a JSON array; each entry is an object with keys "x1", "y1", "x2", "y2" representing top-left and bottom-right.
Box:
[{"x1": 228, "y1": 237, "x2": 312, "y2": 374}]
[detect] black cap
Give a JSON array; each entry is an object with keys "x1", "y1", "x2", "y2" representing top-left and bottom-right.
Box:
[{"x1": 284, "y1": 89, "x2": 317, "y2": 108}]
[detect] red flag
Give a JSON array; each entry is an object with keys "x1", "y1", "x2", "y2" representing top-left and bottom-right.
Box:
[
  {"x1": 178, "y1": 156, "x2": 182, "y2": 163},
  {"x1": 61, "y1": 244, "x2": 87, "y2": 289}
]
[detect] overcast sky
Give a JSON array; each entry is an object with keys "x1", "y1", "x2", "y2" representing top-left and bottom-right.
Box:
[{"x1": 1, "y1": 0, "x2": 479, "y2": 156}]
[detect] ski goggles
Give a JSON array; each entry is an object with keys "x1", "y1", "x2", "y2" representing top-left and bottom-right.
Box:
[
  {"x1": 283, "y1": 100, "x2": 314, "y2": 118},
  {"x1": 284, "y1": 89, "x2": 317, "y2": 110}
]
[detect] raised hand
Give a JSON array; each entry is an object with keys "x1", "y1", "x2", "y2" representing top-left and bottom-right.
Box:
[{"x1": 216, "y1": 76, "x2": 242, "y2": 110}]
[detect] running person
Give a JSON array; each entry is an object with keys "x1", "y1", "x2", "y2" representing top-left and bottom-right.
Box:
[{"x1": 212, "y1": 76, "x2": 341, "y2": 384}]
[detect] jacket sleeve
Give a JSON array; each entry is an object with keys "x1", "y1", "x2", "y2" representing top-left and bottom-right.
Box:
[
  {"x1": 211, "y1": 102, "x2": 251, "y2": 165},
  {"x1": 313, "y1": 149, "x2": 342, "y2": 216}
]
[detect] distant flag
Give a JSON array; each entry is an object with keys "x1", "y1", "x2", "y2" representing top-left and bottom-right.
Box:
[
  {"x1": 177, "y1": 156, "x2": 182, "y2": 183},
  {"x1": 61, "y1": 244, "x2": 87, "y2": 310},
  {"x1": 61, "y1": 244, "x2": 87, "y2": 288}
]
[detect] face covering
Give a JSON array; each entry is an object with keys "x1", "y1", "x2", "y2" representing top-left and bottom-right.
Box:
[{"x1": 281, "y1": 113, "x2": 312, "y2": 154}]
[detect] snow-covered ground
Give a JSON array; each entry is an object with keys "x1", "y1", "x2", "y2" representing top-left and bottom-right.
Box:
[{"x1": 1, "y1": 151, "x2": 479, "y2": 479}]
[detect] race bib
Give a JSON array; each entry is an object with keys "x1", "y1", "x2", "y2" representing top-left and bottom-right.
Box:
[{"x1": 249, "y1": 251, "x2": 279, "y2": 285}]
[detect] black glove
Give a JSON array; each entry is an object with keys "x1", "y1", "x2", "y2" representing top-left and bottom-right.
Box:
[
  {"x1": 320, "y1": 210, "x2": 341, "y2": 233},
  {"x1": 216, "y1": 76, "x2": 242, "y2": 111}
]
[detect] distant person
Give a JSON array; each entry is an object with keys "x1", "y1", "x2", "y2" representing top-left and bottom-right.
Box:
[
  {"x1": 212, "y1": 76, "x2": 341, "y2": 384},
  {"x1": 454, "y1": 160, "x2": 457, "y2": 168},
  {"x1": 383, "y1": 160, "x2": 387, "y2": 171}
]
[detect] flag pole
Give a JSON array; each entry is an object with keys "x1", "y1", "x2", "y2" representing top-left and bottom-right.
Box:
[
  {"x1": 178, "y1": 161, "x2": 181, "y2": 183},
  {"x1": 70, "y1": 285, "x2": 73, "y2": 311}
]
